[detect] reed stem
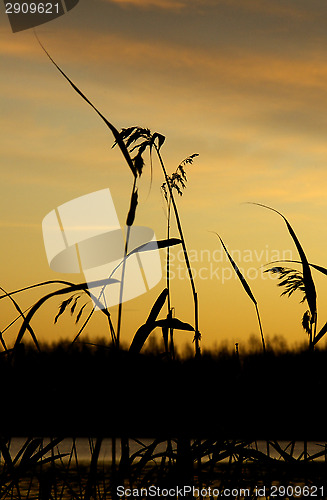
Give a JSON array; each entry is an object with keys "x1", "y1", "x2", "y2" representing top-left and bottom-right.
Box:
[{"x1": 155, "y1": 147, "x2": 200, "y2": 356}]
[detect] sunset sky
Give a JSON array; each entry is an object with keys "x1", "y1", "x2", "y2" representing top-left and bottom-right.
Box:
[{"x1": 2, "y1": 0, "x2": 327, "y2": 353}]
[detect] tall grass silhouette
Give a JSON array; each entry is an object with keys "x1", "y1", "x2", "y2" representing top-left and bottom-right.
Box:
[
  {"x1": 33, "y1": 37, "x2": 201, "y2": 357},
  {"x1": 3, "y1": 35, "x2": 327, "y2": 499},
  {"x1": 211, "y1": 233, "x2": 266, "y2": 353},
  {"x1": 251, "y1": 203, "x2": 317, "y2": 349},
  {"x1": 161, "y1": 153, "x2": 198, "y2": 357}
]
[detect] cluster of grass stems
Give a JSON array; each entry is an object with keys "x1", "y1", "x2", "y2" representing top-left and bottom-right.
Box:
[
  {"x1": 2, "y1": 39, "x2": 327, "y2": 497},
  {"x1": 1, "y1": 436, "x2": 327, "y2": 499}
]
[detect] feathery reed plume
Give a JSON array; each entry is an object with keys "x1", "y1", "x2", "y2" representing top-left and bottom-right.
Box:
[
  {"x1": 8, "y1": 278, "x2": 118, "y2": 350},
  {"x1": 264, "y1": 266, "x2": 314, "y2": 339},
  {"x1": 156, "y1": 146, "x2": 201, "y2": 356},
  {"x1": 264, "y1": 267, "x2": 306, "y2": 302},
  {"x1": 161, "y1": 153, "x2": 198, "y2": 356},
  {"x1": 264, "y1": 259, "x2": 327, "y2": 346}
]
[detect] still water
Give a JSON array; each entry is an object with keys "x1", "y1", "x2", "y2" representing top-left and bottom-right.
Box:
[{"x1": 2, "y1": 438, "x2": 326, "y2": 464}]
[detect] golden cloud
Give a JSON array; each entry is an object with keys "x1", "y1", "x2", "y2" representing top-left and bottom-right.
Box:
[{"x1": 101, "y1": 0, "x2": 187, "y2": 10}]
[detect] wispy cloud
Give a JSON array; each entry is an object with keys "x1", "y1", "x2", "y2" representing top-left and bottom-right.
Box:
[{"x1": 101, "y1": 0, "x2": 187, "y2": 10}]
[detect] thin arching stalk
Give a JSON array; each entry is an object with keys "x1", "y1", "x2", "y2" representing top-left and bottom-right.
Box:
[
  {"x1": 116, "y1": 176, "x2": 137, "y2": 346},
  {"x1": 155, "y1": 146, "x2": 200, "y2": 356},
  {"x1": 165, "y1": 197, "x2": 175, "y2": 357},
  {"x1": 254, "y1": 303, "x2": 266, "y2": 354}
]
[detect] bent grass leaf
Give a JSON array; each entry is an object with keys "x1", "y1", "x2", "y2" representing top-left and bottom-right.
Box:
[
  {"x1": 146, "y1": 288, "x2": 169, "y2": 324},
  {"x1": 129, "y1": 323, "x2": 157, "y2": 354},
  {"x1": 151, "y1": 133, "x2": 166, "y2": 152},
  {"x1": 14, "y1": 279, "x2": 118, "y2": 349},
  {"x1": 313, "y1": 322, "x2": 327, "y2": 346},
  {"x1": 250, "y1": 203, "x2": 317, "y2": 326},
  {"x1": 129, "y1": 289, "x2": 168, "y2": 353},
  {"x1": 212, "y1": 233, "x2": 257, "y2": 304},
  {"x1": 19, "y1": 438, "x2": 43, "y2": 466},
  {"x1": 155, "y1": 318, "x2": 194, "y2": 331},
  {"x1": 0, "y1": 439, "x2": 13, "y2": 469},
  {"x1": 128, "y1": 238, "x2": 182, "y2": 257},
  {"x1": 212, "y1": 232, "x2": 266, "y2": 353},
  {"x1": 109, "y1": 239, "x2": 182, "y2": 287},
  {"x1": 265, "y1": 259, "x2": 327, "y2": 278},
  {"x1": 36, "y1": 36, "x2": 137, "y2": 178},
  {"x1": 0, "y1": 285, "x2": 40, "y2": 352}
]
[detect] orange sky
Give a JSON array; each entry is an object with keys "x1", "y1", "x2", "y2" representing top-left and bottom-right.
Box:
[{"x1": 2, "y1": 0, "x2": 327, "y2": 353}]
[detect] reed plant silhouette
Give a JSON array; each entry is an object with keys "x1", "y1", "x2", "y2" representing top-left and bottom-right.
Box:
[
  {"x1": 0, "y1": 39, "x2": 205, "y2": 498},
  {"x1": 161, "y1": 153, "x2": 198, "y2": 357},
  {"x1": 250, "y1": 203, "x2": 327, "y2": 350},
  {"x1": 251, "y1": 203, "x2": 317, "y2": 349},
  {"x1": 30, "y1": 38, "x2": 201, "y2": 357},
  {"x1": 4, "y1": 36, "x2": 327, "y2": 499}
]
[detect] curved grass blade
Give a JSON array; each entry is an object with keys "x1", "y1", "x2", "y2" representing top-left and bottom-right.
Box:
[
  {"x1": 127, "y1": 238, "x2": 182, "y2": 257},
  {"x1": 263, "y1": 259, "x2": 327, "y2": 277},
  {"x1": 0, "y1": 279, "x2": 93, "y2": 300},
  {"x1": 35, "y1": 35, "x2": 137, "y2": 178},
  {"x1": 155, "y1": 318, "x2": 194, "y2": 331},
  {"x1": 0, "y1": 286, "x2": 40, "y2": 352},
  {"x1": 14, "y1": 278, "x2": 118, "y2": 349},
  {"x1": 250, "y1": 203, "x2": 317, "y2": 327},
  {"x1": 129, "y1": 288, "x2": 168, "y2": 353},
  {"x1": 146, "y1": 288, "x2": 169, "y2": 324},
  {"x1": 212, "y1": 233, "x2": 257, "y2": 304},
  {"x1": 212, "y1": 232, "x2": 266, "y2": 353},
  {"x1": 312, "y1": 322, "x2": 327, "y2": 346}
]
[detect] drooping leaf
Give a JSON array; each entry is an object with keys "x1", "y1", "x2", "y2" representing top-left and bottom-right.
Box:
[
  {"x1": 151, "y1": 132, "x2": 166, "y2": 151},
  {"x1": 129, "y1": 288, "x2": 168, "y2": 353},
  {"x1": 212, "y1": 232, "x2": 266, "y2": 353},
  {"x1": 0, "y1": 439, "x2": 13, "y2": 469},
  {"x1": 265, "y1": 259, "x2": 327, "y2": 278},
  {"x1": 129, "y1": 323, "x2": 158, "y2": 354},
  {"x1": 251, "y1": 203, "x2": 317, "y2": 323},
  {"x1": 14, "y1": 278, "x2": 118, "y2": 349},
  {"x1": 0, "y1": 285, "x2": 40, "y2": 352},
  {"x1": 127, "y1": 238, "x2": 182, "y2": 257},
  {"x1": 146, "y1": 288, "x2": 168, "y2": 324},
  {"x1": 313, "y1": 321, "x2": 327, "y2": 346},
  {"x1": 24, "y1": 438, "x2": 63, "y2": 465},
  {"x1": 36, "y1": 36, "x2": 137, "y2": 177},
  {"x1": 213, "y1": 233, "x2": 257, "y2": 305},
  {"x1": 155, "y1": 318, "x2": 194, "y2": 331},
  {"x1": 19, "y1": 438, "x2": 43, "y2": 466}
]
